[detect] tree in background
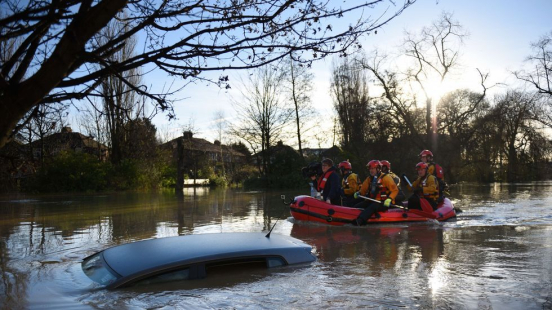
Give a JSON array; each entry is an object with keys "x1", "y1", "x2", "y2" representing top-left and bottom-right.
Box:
[
  {"x1": 330, "y1": 55, "x2": 371, "y2": 155},
  {"x1": 95, "y1": 16, "x2": 146, "y2": 164},
  {"x1": 213, "y1": 110, "x2": 228, "y2": 176},
  {"x1": 0, "y1": 0, "x2": 415, "y2": 149},
  {"x1": 281, "y1": 57, "x2": 315, "y2": 157},
  {"x1": 231, "y1": 65, "x2": 294, "y2": 177},
  {"x1": 436, "y1": 88, "x2": 488, "y2": 182},
  {"x1": 361, "y1": 51, "x2": 425, "y2": 144},
  {"x1": 516, "y1": 31, "x2": 552, "y2": 128},
  {"x1": 516, "y1": 31, "x2": 552, "y2": 98},
  {"x1": 489, "y1": 91, "x2": 549, "y2": 181}
]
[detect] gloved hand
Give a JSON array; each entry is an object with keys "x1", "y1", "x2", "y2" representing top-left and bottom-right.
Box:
[
  {"x1": 354, "y1": 191, "x2": 360, "y2": 199},
  {"x1": 383, "y1": 198, "x2": 392, "y2": 207}
]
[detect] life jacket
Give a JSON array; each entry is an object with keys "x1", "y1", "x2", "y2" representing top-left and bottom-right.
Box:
[
  {"x1": 420, "y1": 175, "x2": 440, "y2": 200},
  {"x1": 428, "y1": 162, "x2": 448, "y2": 202},
  {"x1": 317, "y1": 169, "x2": 336, "y2": 193},
  {"x1": 369, "y1": 173, "x2": 390, "y2": 200},
  {"x1": 388, "y1": 171, "x2": 401, "y2": 186},
  {"x1": 341, "y1": 172, "x2": 359, "y2": 195}
]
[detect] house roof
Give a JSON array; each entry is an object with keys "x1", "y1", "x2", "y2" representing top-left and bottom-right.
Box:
[
  {"x1": 162, "y1": 136, "x2": 246, "y2": 157},
  {"x1": 0, "y1": 140, "x2": 26, "y2": 158},
  {"x1": 29, "y1": 131, "x2": 108, "y2": 150}
]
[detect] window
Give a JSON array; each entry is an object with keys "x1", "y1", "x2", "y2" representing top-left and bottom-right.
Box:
[
  {"x1": 134, "y1": 268, "x2": 190, "y2": 286},
  {"x1": 82, "y1": 253, "x2": 119, "y2": 286}
]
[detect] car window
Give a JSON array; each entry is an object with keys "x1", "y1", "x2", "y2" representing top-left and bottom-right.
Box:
[
  {"x1": 267, "y1": 257, "x2": 286, "y2": 267},
  {"x1": 134, "y1": 268, "x2": 190, "y2": 286},
  {"x1": 82, "y1": 253, "x2": 119, "y2": 286}
]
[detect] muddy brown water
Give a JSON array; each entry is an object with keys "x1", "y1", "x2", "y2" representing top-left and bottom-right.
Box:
[{"x1": 1, "y1": 183, "x2": 552, "y2": 309}]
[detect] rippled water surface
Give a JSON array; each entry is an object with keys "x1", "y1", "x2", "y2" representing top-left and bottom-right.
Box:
[{"x1": 1, "y1": 184, "x2": 552, "y2": 309}]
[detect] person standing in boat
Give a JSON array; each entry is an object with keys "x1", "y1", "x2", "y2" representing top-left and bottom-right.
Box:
[
  {"x1": 318, "y1": 158, "x2": 341, "y2": 205},
  {"x1": 351, "y1": 160, "x2": 399, "y2": 226},
  {"x1": 419, "y1": 149, "x2": 448, "y2": 202},
  {"x1": 338, "y1": 160, "x2": 361, "y2": 207},
  {"x1": 380, "y1": 160, "x2": 405, "y2": 203},
  {"x1": 406, "y1": 162, "x2": 440, "y2": 211}
]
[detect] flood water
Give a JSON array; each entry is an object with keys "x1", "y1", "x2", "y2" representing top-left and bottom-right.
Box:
[{"x1": 1, "y1": 183, "x2": 552, "y2": 309}]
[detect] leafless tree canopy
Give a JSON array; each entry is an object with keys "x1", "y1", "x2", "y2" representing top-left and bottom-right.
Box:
[
  {"x1": 516, "y1": 31, "x2": 552, "y2": 97},
  {"x1": 0, "y1": 0, "x2": 416, "y2": 148}
]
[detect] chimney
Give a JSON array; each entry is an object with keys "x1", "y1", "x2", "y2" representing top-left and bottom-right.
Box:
[{"x1": 183, "y1": 131, "x2": 193, "y2": 139}]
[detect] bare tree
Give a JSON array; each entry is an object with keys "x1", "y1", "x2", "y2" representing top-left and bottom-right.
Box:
[
  {"x1": 330, "y1": 54, "x2": 371, "y2": 153},
  {"x1": 20, "y1": 103, "x2": 69, "y2": 164},
  {"x1": 282, "y1": 57, "x2": 314, "y2": 157},
  {"x1": 489, "y1": 91, "x2": 546, "y2": 181},
  {"x1": 231, "y1": 65, "x2": 294, "y2": 175},
  {"x1": 515, "y1": 31, "x2": 552, "y2": 128},
  {"x1": 78, "y1": 98, "x2": 109, "y2": 159},
  {"x1": 95, "y1": 16, "x2": 144, "y2": 164},
  {"x1": 213, "y1": 110, "x2": 228, "y2": 175},
  {"x1": 0, "y1": 0, "x2": 416, "y2": 148},
  {"x1": 213, "y1": 110, "x2": 227, "y2": 145},
  {"x1": 403, "y1": 12, "x2": 468, "y2": 143},
  {"x1": 359, "y1": 51, "x2": 423, "y2": 144},
  {"x1": 516, "y1": 31, "x2": 552, "y2": 98}
]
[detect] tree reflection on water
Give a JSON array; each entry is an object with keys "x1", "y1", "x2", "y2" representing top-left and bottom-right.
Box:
[{"x1": 0, "y1": 184, "x2": 552, "y2": 309}]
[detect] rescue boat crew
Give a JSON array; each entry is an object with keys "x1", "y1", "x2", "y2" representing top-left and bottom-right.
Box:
[
  {"x1": 406, "y1": 162, "x2": 440, "y2": 211},
  {"x1": 338, "y1": 160, "x2": 361, "y2": 207},
  {"x1": 352, "y1": 160, "x2": 399, "y2": 226},
  {"x1": 418, "y1": 149, "x2": 448, "y2": 201},
  {"x1": 318, "y1": 158, "x2": 341, "y2": 205},
  {"x1": 380, "y1": 160, "x2": 405, "y2": 203}
]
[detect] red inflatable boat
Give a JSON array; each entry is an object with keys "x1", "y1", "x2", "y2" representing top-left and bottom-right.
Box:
[{"x1": 289, "y1": 195, "x2": 456, "y2": 225}]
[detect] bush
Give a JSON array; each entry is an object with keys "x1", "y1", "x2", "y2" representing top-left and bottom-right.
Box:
[
  {"x1": 26, "y1": 150, "x2": 174, "y2": 192},
  {"x1": 28, "y1": 151, "x2": 111, "y2": 192},
  {"x1": 108, "y1": 159, "x2": 139, "y2": 190}
]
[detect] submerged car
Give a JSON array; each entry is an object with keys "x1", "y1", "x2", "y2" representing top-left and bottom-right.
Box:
[{"x1": 82, "y1": 232, "x2": 316, "y2": 289}]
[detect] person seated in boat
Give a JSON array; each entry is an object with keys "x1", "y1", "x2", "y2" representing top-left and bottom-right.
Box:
[
  {"x1": 351, "y1": 160, "x2": 399, "y2": 226},
  {"x1": 318, "y1": 158, "x2": 341, "y2": 205},
  {"x1": 379, "y1": 160, "x2": 405, "y2": 203},
  {"x1": 338, "y1": 160, "x2": 361, "y2": 207},
  {"x1": 406, "y1": 162, "x2": 440, "y2": 211},
  {"x1": 419, "y1": 149, "x2": 448, "y2": 202}
]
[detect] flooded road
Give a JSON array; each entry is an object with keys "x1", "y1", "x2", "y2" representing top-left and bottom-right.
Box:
[{"x1": 1, "y1": 183, "x2": 552, "y2": 309}]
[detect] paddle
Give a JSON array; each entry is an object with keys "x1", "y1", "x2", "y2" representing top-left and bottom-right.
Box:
[
  {"x1": 358, "y1": 195, "x2": 438, "y2": 219},
  {"x1": 402, "y1": 173, "x2": 413, "y2": 187}
]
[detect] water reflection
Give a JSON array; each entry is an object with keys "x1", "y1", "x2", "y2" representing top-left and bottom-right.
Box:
[{"x1": 0, "y1": 185, "x2": 552, "y2": 309}]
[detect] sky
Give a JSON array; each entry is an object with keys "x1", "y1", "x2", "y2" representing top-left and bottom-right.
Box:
[{"x1": 143, "y1": 0, "x2": 552, "y2": 147}]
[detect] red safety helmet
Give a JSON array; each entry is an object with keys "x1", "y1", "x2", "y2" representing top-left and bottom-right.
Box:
[
  {"x1": 380, "y1": 160, "x2": 391, "y2": 171},
  {"x1": 338, "y1": 161, "x2": 352, "y2": 170},
  {"x1": 416, "y1": 162, "x2": 428, "y2": 170},
  {"x1": 366, "y1": 160, "x2": 381, "y2": 169},
  {"x1": 419, "y1": 150, "x2": 433, "y2": 158}
]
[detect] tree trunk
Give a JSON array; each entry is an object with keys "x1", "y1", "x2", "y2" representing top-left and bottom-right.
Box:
[{"x1": 176, "y1": 138, "x2": 184, "y2": 195}]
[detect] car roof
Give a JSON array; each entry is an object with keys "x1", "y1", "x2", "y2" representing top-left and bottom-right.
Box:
[{"x1": 101, "y1": 232, "x2": 315, "y2": 284}]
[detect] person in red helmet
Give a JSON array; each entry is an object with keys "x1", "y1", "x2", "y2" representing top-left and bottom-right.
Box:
[
  {"x1": 380, "y1": 160, "x2": 405, "y2": 203},
  {"x1": 406, "y1": 162, "x2": 439, "y2": 211},
  {"x1": 418, "y1": 149, "x2": 448, "y2": 202},
  {"x1": 352, "y1": 160, "x2": 399, "y2": 226},
  {"x1": 419, "y1": 150, "x2": 437, "y2": 176},
  {"x1": 338, "y1": 160, "x2": 361, "y2": 207}
]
